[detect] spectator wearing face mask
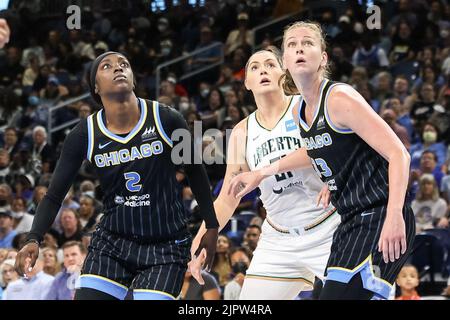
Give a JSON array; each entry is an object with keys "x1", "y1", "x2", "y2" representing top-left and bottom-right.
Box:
[
  {"x1": 410, "y1": 122, "x2": 447, "y2": 170},
  {"x1": 10, "y1": 197, "x2": 34, "y2": 233},
  {"x1": 223, "y1": 247, "x2": 252, "y2": 300}
]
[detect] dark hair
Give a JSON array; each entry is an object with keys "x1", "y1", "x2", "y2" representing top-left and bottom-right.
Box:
[
  {"x1": 421, "y1": 150, "x2": 438, "y2": 162},
  {"x1": 246, "y1": 224, "x2": 261, "y2": 232},
  {"x1": 230, "y1": 246, "x2": 253, "y2": 261},
  {"x1": 207, "y1": 86, "x2": 225, "y2": 107},
  {"x1": 244, "y1": 45, "x2": 283, "y2": 80}
]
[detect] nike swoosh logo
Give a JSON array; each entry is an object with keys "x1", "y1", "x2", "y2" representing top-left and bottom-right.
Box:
[
  {"x1": 361, "y1": 211, "x2": 375, "y2": 217},
  {"x1": 99, "y1": 141, "x2": 112, "y2": 149}
]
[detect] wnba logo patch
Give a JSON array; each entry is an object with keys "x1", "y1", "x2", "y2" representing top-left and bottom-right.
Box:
[
  {"x1": 114, "y1": 195, "x2": 125, "y2": 204},
  {"x1": 285, "y1": 120, "x2": 297, "y2": 132}
]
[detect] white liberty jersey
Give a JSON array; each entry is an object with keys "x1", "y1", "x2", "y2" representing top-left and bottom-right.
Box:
[{"x1": 245, "y1": 95, "x2": 334, "y2": 228}]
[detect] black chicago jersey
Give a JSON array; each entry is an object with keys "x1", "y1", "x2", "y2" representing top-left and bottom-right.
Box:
[{"x1": 87, "y1": 98, "x2": 186, "y2": 239}]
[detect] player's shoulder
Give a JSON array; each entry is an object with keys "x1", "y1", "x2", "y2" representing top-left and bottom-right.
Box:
[
  {"x1": 153, "y1": 100, "x2": 181, "y2": 118},
  {"x1": 231, "y1": 117, "x2": 248, "y2": 138}
]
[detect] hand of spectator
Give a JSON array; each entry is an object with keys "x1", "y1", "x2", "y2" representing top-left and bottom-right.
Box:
[
  {"x1": 15, "y1": 241, "x2": 39, "y2": 276},
  {"x1": 0, "y1": 19, "x2": 10, "y2": 48},
  {"x1": 437, "y1": 217, "x2": 449, "y2": 229},
  {"x1": 316, "y1": 184, "x2": 331, "y2": 208}
]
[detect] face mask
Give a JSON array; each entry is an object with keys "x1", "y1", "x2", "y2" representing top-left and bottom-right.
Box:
[
  {"x1": 28, "y1": 96, "x2": 40, "y2": 106},
  {"x1": 11, "y1": 211, "x2": 24, "y2": 219},
  {"x1": 423, "y1": 131, "x2": 437, "y2": 143},
  {"x1": 200, "y1": 89, "x2": 210, "y2": 98},
  {"x1": 13, "y1": 88, "x2": 22, "y2": 96},
  {"x1": 161, "y1": 47, "x2": 171, "y2": 56},
  {"x1": 179, "y1": 102, "x2": 189, "y2": 112},
  {"x1": 158, "y1": 24, "x2": 167, "y2": 32},
  {"x1": 232, "y1": 261, "x2": 248, "y2": 275}
]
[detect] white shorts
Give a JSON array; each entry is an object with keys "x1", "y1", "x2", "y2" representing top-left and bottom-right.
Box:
[{"x1": 245, "y1": 211, "x2": 340, "y2": 291}]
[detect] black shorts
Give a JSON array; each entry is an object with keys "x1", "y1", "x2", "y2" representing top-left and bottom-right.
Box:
[
  {"x1": 79, "y1": 227, "x2": 191, "y2": 300},
  {"x1": 324, "y1": 205, "x2": 415, "y2": 299}
]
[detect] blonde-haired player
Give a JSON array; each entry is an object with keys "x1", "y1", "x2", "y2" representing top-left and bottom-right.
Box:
[
  {"x1": 229, "y1": 21, "x2": 415, "y2": 300},
  {"x1": 190, "y1": 46, "x2": 340, "y2": 300}
]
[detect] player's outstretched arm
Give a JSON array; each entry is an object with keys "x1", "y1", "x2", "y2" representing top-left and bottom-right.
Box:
[
  {"x1": 15, "y1": 122, "x2": 87, "y2": 276},
  {"x1": 228, "y1": 147, "x2": 311, "y2": 199},
  {"x1": 191, "y1": 120, "x2": 250, "y2": 257}
]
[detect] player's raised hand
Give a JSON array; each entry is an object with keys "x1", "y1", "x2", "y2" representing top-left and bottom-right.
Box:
[
  {"x1": 15, "y1": 241, "x2": 39, "y2": 276},
  {"x1": 0, "y1": 19, "x2": 10, "y2": 49},
  {"x1": 378, "y1": 209, "x2": 407, "y2": 263}
]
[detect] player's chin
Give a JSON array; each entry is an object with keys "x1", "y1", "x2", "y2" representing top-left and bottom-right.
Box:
[{"x1": 111, "y1": 82, "x2": 133, "y2": 92}]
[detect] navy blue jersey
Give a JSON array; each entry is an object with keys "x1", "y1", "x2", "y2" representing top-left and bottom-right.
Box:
[
  {"x1": 297, "y1": 80, "x2": 389, "y2": 220},
  {"x1": 86, "y1": 98, "x2": 186, "y2": 239}
]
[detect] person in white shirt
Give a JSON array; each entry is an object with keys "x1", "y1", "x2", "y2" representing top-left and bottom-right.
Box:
[
  {"x1": 11, "y1": 197, "x2": 34, "y2": 233},
  {"x1": 2, "y1": 252, "x2": 54, "y2": 300}
]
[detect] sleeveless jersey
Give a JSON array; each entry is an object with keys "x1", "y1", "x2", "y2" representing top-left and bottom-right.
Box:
[
  {"x1": 86, "y1": 98, "x2": 186, "y2": 239},
  {"x1": 246, "y1": 95, "x2": 333, "y2": 227},
  {"x1": 297, "y1": 79, "x2": 389, "y2": 221}
]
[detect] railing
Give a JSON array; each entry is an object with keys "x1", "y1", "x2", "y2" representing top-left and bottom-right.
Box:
[
  {"x1": 46, "y1": 92, "x2": 90, "y2": 143},
  {"x1": 155, "y1": 42, "x2": 224, "y2": 99},
  {"x1": 39, "y1": 9, "x2": 305, "y2": 138},
  {"x1": 252, "y1": 10, "x2": 306, "y2": 51}
]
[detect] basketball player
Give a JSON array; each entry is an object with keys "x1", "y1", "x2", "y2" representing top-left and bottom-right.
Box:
[
  {"x1": 15, "y1": 52, "x2": 219, "y2": 300},
  {"x1": 190, "y1": 47, "x2": 340, "y2": 299},
  {"x1": 0, "y1": 18, "x2": 10, "y2": 48},
  {"x1": 228, "y1": 22, "x2": 415, "y2": 300}
]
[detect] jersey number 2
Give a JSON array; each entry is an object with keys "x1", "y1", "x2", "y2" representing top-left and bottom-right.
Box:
[{"x1": 124, "y1": 172, "x2": 142, "y2": 192}]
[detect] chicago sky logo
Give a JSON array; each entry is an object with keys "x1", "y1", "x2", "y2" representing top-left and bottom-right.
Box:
[{"x1": 141, "y1": 126, "x2": 157, "y2": 141}]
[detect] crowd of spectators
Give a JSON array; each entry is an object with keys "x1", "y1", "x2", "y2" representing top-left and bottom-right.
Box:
[{"x1": 1, "y1": 0, "x2": 450, "y2": 299}]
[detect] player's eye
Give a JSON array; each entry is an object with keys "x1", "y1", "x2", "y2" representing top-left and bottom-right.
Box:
[
  {"x1": 102, "y1": 63, "x2": 110, "y2": 69},
  {"x1": 287, "y1": 41, "x2": 296, "y2": 48},
  {"x1": 251, "y1": 65, "x2": 258, "y2": 71},
  {"x1": 121, "y1": 61, "x2": 129, "y2": 67}
]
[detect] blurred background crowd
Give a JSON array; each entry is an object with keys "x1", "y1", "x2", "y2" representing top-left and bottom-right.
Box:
[{"x1": 0, "y1": 0, "x2": 450, "y2": 300}]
